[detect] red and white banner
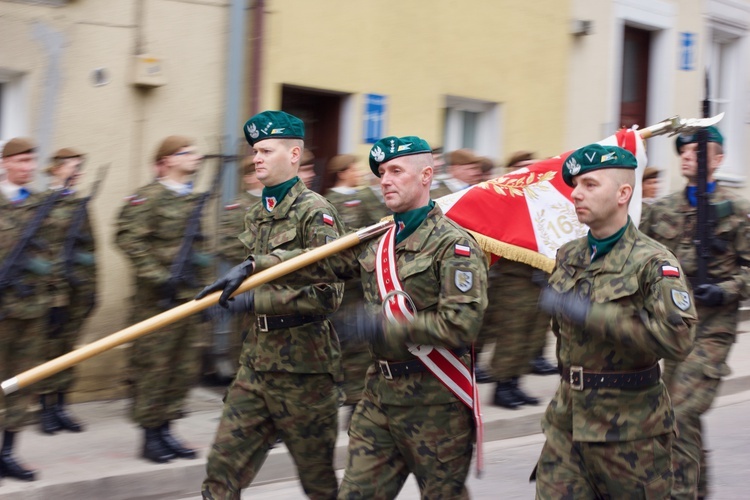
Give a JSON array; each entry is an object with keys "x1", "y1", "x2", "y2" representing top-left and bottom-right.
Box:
[{"x1": 438, "y1": 128, "x2": 647, "y2": 270}]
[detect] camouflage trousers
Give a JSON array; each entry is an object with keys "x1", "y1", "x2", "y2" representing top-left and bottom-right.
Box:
[
  {"x1": 338, "y1": 393, "x2": 474, "y2": 499},
  {"x1": 38, "y1": 303, "x2": 91, "y2": 394},
  {"x1": 534, "y1": 426, "x2": 673, "y2": 499},
  {"x1": 0, "y1": 317, "x2": 44, "y2": 431},
  {"x1": 666, "y1": 331, "x2": 733, "y2": 500},
  {"x1": 477, "y1": 281, "x2": 549, "y2": 380},
  {"x1": 202, "y1": 366, "x2": 339, "y2": 500},
  {"x1": 332, "y1": 310, "x2": 371, "y2": 407},
  {"x1": 129, "y1": 307, "x2": 201, "y2": 428}
]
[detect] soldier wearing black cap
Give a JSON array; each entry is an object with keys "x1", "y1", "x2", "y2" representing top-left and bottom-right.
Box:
[
  {"x1": 641, "y1": 126, "x2": 750, "y2": 499},
  {"x1": 115, "y1": 135, "x2": 207, "y2": 464},
  {"x1": 36, "y1": 147, "x2": 97, "y2": 435},
  {"x1": 0, "y1": 138, "x2": 47, "y2": 481},
  {"x1": 197, "y1": 111, "x2": 346, "y2": 499},
  {"x1": 534, "y1": 144, "x2": 697, "y2": 497}
]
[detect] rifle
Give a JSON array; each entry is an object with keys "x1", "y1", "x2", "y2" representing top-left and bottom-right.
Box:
[
  {"x1": 162, "y1": 158, "x2": 225, "y2": 304},
  {"x1": 61, "y1": 163, "x2": 109, "y2": 289},
  {"x1": 694, "y1": 71, "x2": 712, "y2": 285},
  {"x1": 0, "y1": 183, "x2": 71, "y2": 302}
]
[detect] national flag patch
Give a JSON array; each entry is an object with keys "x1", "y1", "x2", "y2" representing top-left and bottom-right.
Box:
[
  {"x1": 454, "y1": 244, "x2": 471, "y2": 257},
  {"x1": 224, "y1": 203, "x2": 241, "y2": 211},
  {"x1": 344, "y1": 199, "x2": 362, "y2": 207},
  {"x1": 130, "y1": 197, "x2": 147, "y2": 206},
  {"x1": 124, "y1": 194, "x2": 136, "y2": 201},
  {"x1": 323, "y1": 213, "x2": 334, "y2": 226},
  {"x1": 661, "y1": 265, "x2": 680, "y2": 278}
]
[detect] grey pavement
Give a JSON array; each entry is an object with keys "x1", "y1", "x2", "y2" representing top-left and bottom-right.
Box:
[{"x1": 2, "y1": 328, "x2": 750, "y2": 499}]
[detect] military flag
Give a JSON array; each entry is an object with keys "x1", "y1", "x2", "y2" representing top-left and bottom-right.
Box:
[{"x1": 437, "y1": 128, "x2": 647, "y2": 271}]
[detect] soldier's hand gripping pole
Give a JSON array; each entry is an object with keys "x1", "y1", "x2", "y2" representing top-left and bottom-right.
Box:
[{"x1": 1, "y1": 220, "x2": 393, "y2": 395}]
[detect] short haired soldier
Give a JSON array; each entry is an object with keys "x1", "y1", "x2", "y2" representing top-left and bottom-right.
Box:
[
  {"x1": 535, "y1": 144, "x2": 698, "y2": 497},
  {"x1": 641, "y1": 127, "x2": 750, "y2": 498},
  {"x1": 37, "y1": 147, "x2": 98, "y2": 435},
  {"x1": 115, "y1": 135, "x2": 208, "y2": 464},
  {"x1": 199, "y1": 134, "x2": 489, "y2": 498},
  {"x1": 199, "y1": 111, "x2": 345, "y2": 499}
]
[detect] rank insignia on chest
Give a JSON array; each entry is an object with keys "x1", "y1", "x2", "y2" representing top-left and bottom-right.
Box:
[
  {"x1": 661, "y1": 264, "x2": 680, "y2": 278},
  {"x1": 265, "y1": 196, "x2": 277, "y2": 211},
  {"x1": 343, "y1": 200, "x2": 361, "y2": 207},
  {"x1": 455, "y1": 270, "x2": 473, "y2": 292},
  {"x1": 322, "y1": 213, "x2": 334, "y2": 226},
  {"x1": 454, "y1": 244, "x2": 471, "y2": 257},
  {"x1": 671, "y1": 289, "x2": 691, "y2": 311}
]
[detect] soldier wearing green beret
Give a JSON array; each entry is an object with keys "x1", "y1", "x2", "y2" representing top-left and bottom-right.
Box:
[
  {"x1": 0, "y1": 137, "x2": 51, "y2": 481},
  {"x1": 115, "y1": 135, "x2": 208, "y2": 464},
  {"x1": 641, "y1": 126, "x2": 750, "y2": 499},
  {"x1": 199, "y1": 134, "x2": 489, "y2": 498},
  {"x1": 198, "y1": 111, "x2": 345, "y2": 499},
  {"x1": 37, "y1": 147, "x2": 98, "y2": 436},
  {"x1": 534, "y1": 144, "x2": 697, "y2": 497}
]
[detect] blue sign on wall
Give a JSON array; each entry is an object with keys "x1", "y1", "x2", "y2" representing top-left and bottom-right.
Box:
[
  {"x1": 680, "y1": 32, "x2": 696, "y2": 71},
  {"x1": 363, "y1": 94, "x2": 386, "y2": 144}
]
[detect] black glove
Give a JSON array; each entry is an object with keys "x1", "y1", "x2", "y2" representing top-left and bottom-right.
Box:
[
  {"x1": 202, "y1": 291, "x2": 255, "y2": 321},
  {"x1": 538, "y1": 287, "x2": 591, "y2": 326},
  {"x1": 693, "y1": 283, "x2": 724, "y2": 307},
  {"x1": 337, "y1": 303, "x2": 384, "y2": 346},
  {"x1": 48, "y1": 307, "x2": 70, "y2": 338},
  {"x1": 159, "y1": 278, "x2": 179, "y2": 309},
  {"x1": 531, "y1": 270, "x2": 550, "y2": 288},
  {"x1": 195, "y1": 259, "x2": 255, "y2": 308}
]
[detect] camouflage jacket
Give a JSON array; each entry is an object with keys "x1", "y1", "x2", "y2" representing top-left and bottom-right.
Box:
[
  {"x1": 239, "y1": 178, "x2": 345, "y2": 379},
  {"x1": 0, "y1": 191, "x2": 65, "y2": 318},
  {"x1": 642, "y1": 186, "x2": 750, "y2": 336},
  {"x1": 253, "y1": 204, "x2": 489, "y2": 406},
  {"x1": 216, "y1": 191, "x2": 260, "y2": 263},
  {"x1": 114, "y1": 181, "x2": 209, "y2": 300},
  {"x1": 544, "y1": 221, "x2": 697, "y2": 442}
]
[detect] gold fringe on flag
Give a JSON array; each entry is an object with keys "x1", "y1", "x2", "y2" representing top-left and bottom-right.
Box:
[{"x1": 467, "y1": 231, "x2": 555, "y2": 273}]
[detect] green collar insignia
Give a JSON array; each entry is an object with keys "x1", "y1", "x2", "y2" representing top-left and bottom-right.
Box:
[
  {"x1": 587, "y1": 217, "x2": 629, "y2": 261},
  {"x1": 393, "y1": 200, "x2": 435, "y2": 244},
  {"x1": 262, "y1": 176, "x2": 299, "y2": 212}
]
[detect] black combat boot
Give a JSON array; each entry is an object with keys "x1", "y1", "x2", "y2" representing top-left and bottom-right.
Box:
[
  {"x1": 0, "y1": 430, "x2": 37, "y2": 481},
  {"x1": 493, "y1": 380, "x2": 522, "y2": 409},
  {"x1": 39, "y1": 394, "x2": 61, "y2": 435},
  {"x1": 53, "y1": 393, "x2": 83, "y2": 432},
  {"x1": 474, "y1": 366, "x2": 493, "y2": 384},
  {"x1": 159, "y1": 422, "x2": 196, "y2": 459},
  {"x1": 142, "y1": 426, "x2": 175, "y2": 463},
  {"x1": 530, "y1": 355, "x2": 558, "y2": 375},
  {"x1": 509, "y1": 377, "x2": 540, "y2": 406}
]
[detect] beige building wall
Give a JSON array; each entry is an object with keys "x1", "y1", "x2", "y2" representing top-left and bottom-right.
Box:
[
  {"x1": 256, "y1": 0, "x2": 572, "y2": 165},
  {"x1": 0, "y1": 0, "x2": 230, "y2": 400}
]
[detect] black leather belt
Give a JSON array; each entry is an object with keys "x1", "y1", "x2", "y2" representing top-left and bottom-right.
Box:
[
  {"x1": 561, "y1": 364, "x2": 660, "y2": 391},
  {"x1": 377, "y1": 348, "x2": 469, "y2": 380},
  {"x1": 256, "y1": 314, "x2": 327, "y2": 332}
]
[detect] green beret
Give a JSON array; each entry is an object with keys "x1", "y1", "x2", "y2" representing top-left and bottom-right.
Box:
[
  {"x1": 243, "y1": 110, "x2": 304, "y2": 147},
  {"x1": 562, "y1": 144, "x2": 637, "y2": 187},
  {"x1": 368, "y1": 136, "x2": 431, "y2": 177},
  {"x1": 675, "y1": 125, "x2": 723, "y2": 153}
]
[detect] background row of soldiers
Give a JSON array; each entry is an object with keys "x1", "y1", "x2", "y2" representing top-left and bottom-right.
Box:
[{"x1": 0, "y1": 132, "x2": 554, "y2": 479}]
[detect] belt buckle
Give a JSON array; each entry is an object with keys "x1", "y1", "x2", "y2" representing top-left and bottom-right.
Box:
[
  {"x1": 378, "y1": 360, "x2": 393, "y2": 380},
  {"x1": 257, "y1": 314, "x2": 269, "y2": 333},
  {"x1": 570, "y1": 366, "x2": 584, "y2": 391}
]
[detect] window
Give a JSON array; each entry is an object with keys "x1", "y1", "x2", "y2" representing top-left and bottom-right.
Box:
[
  {"x1": 0, "y1": 70, "x2": 29, "y2": 150},
  {"x1": 443, "y1": 96, "x2": 499, "y2": 158}
]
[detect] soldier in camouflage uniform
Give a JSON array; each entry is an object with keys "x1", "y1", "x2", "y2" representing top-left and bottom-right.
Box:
[
  {"x1": 641, "y1": 127, "x2": 750, "y2": 499},
  {"x1": 536, "y1": 144, "x2": 697, "y2": 498},
  {"x1": 214, "y1": 156, "x2": 262, "y2": 373},
  {"x1": 115, "y1": 136, "x2": 208, "y2": 464},
  {"x1": 38, "y1": 148, "x2": 98, "y2": 435},
  {"x1": 201, "y1": 135, "x2": 489, "y2": 499},
  {"x1": 197, "y1": 111, "x2": 345, "y2": 499},
  {"x1": 0, "y1": 138, "x2": 53, "y2": 481},
  {"x1": 323, "y1": 155, "x2": 383, "y2": 421}
]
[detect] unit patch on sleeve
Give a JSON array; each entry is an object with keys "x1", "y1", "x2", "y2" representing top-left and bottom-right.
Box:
[
  {"x1": 671, "y1": 289, "x2": 691, "y2": 311},
  {"x1": 455, "y1": 270, "x2": 473, "y2": 292}
]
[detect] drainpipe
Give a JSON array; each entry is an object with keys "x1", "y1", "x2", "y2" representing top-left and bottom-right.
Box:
[
  {"x1": 249, "y1": 0, "x2": 265, "y2": 116},
  {"x1": 212, "y1": 0, "x2": 249, "y2": 380}
]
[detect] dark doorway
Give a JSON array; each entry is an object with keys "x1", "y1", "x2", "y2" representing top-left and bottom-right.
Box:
[
  {"x1": 281, "y1": 85, "x2": 344, "y2": 193},
  {"x1": 620, "y1": 26, "x2": 651, "y2": 129}
]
